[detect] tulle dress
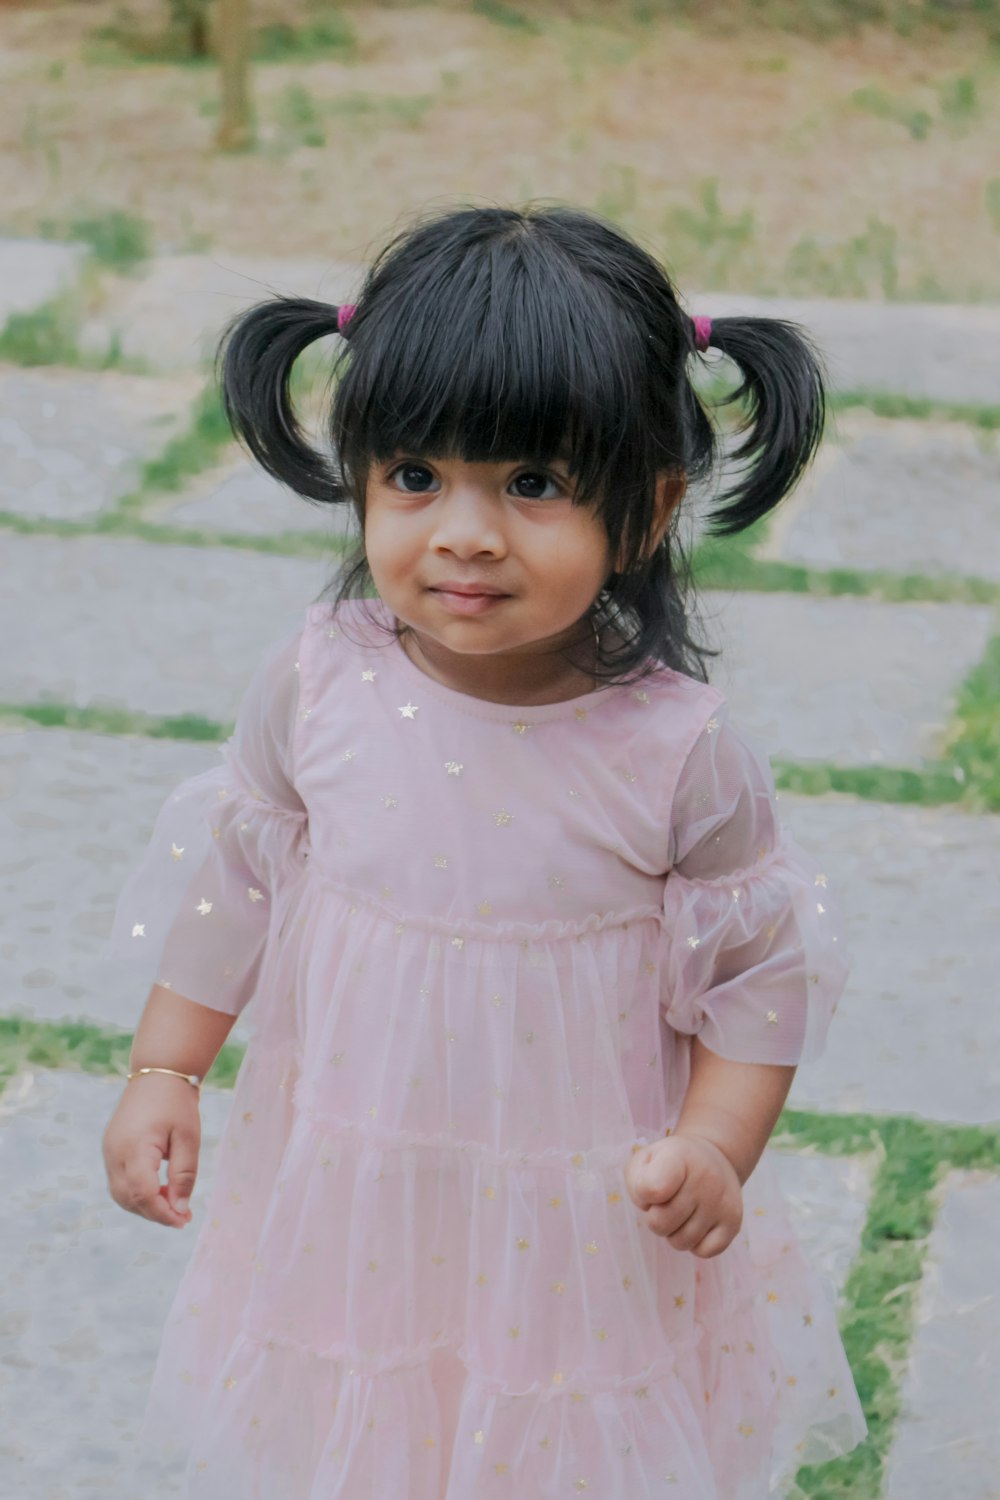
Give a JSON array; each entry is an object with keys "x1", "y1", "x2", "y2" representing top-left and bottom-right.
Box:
[{"x1": 108, "y1": 598, "x2": 866, "y2": 1499}]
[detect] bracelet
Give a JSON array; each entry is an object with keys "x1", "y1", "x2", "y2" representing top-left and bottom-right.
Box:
[{"x1": 127, "y1": 1066, "x2": 202, "y2": 1095}]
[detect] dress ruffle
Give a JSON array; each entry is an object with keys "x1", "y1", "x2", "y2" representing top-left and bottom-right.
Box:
[
  {"x1": 137, "y1": 1034, "x2": 865, "y2": 1500},
  {"x1": 660, "y1": 832, "x2": 849, "y2": 1066}
]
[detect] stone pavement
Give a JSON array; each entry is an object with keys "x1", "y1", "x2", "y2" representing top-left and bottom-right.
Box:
[{"x1": 2, "y1": 241, "x2": 999, "y2": 1497}]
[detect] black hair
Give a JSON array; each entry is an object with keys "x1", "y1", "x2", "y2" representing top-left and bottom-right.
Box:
[{"x1": 217, "y1": 203, "x2": 826, "y2": 683}]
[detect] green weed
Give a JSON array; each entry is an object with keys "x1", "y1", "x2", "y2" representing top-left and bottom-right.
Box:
[
  {"x1": 254, "y1": 13, "x2": 358, "y2": 62},
  {"x1": 785, "y1": 217, "x2": 900, "y2": 299},
  {"x1": 937, "y1": 73, "x2": 979, "y2": 129},
  {"x1": 275, "y1": 83, "x2": 327, "y2": 148},
  {"x1": 662, "y1": 178, "x2": 757, "y2": 289},
  {"x1": 850, "y1": 84, "x2": 932, "y2": 140},
  {"x1": 986, "y1": 179, "x2": 1000, "y2": 232},
  {"x1": 68, "y1": 209, "x2": 153, "y2": 271},
  {"x1": 472, "y1": 0, "x2": 543, "y2": 33}
]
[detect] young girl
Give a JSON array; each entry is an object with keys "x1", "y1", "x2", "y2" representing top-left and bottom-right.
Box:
[{"x1": 104, "y1": 204, "x2": 866, "y2": 1498}]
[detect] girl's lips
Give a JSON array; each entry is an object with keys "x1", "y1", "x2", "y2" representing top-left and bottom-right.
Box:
[{"x1": 429, "y1": 586, "x2": 511, "y2": 617}]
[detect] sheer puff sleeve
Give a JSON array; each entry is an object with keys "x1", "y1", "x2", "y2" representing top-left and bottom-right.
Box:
[
  {"x1": 660, "y1": 702, "x2": 849, "y2": 1066},
  {"x1": 107, "y1": 623, "x2": 308, "y2": 1018}
]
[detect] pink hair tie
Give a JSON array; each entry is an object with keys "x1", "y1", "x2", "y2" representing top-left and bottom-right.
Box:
[
  {"x1": 692, "y1": 315, "x2": 712, "y2": 352},
  {"x1": 336, "y1": 304, "x2": 356, "y2": 334}
]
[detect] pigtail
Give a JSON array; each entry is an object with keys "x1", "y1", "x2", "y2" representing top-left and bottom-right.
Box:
[
  {"x1": 700, "y1": 317, "x2": 827, "y2": 537},
  {"x1": 215, "y1": 296, "x2": 350, "y2": 504}
]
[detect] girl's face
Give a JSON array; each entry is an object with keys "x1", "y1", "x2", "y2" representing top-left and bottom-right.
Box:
[{"x1": 363, "y1": 454, "x2": 616, "y2": 701}]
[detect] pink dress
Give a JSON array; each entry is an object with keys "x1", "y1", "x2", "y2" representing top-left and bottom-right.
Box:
[{"x1": 109, "y1": 598, "x2": 866, "y2": 1498}]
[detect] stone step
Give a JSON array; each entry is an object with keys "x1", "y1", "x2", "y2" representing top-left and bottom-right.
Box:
[
  {"x1": 758, "y1": 412, "x2": 1000, "y2": 583},
  {"x1": 145, "y1": 450, "x2": 358, "y2": 541},
  {"x1": 0, "y1": 366, "x2": 201, "y2": 522},
  {"x1": 692, "y1": 292, "x2": 1000, "y2": 406},
  {"x1": 4, "y1": 727, "x2": 997, "y2": 1126},
  {"x1": 0, "y1": 239, "x2": 86, "y2": 330},
  {"x1": 884, "y1": 1169, "x2": 1000, "y2": 1500},
  {"x1": 0, "y1": 1066, "x2": 872, "y2": 1498}
]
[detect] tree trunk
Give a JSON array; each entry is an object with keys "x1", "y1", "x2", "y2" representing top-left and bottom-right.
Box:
[{"x1": 216, "y1": 0, "x2": 253, "y2": 152}]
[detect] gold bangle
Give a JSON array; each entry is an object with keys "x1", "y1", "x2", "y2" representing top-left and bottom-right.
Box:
[{"x1": 127, "y1": 1066, "x2": 202, "y2": 1094}]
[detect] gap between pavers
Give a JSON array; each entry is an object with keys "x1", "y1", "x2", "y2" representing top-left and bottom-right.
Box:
[
  {"x1": 756, "y1": 413, "x2": 1000, "y2": 583},
  {"x1": 0, "y1": 366, "x2": 203, "y2": 522},
  {"x1": 0, "y1": 1067, "x2": 873, "y2": 1499},
  {"x1": 146, "y1": 452, "x2": 359, "y2": 541},
  {"x1": 4, "y1": 533, "x2": 993, "y2": 767},
  {"x1": 4, "y1": 728, "x2": 998, "y2": 1125},
  {"x1": 884, "y1": 1169, "x2": 1000, "y2": 1500}
]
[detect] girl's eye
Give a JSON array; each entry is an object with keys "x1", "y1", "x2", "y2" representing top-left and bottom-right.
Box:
[
  {"x1": 510, "y1": 471, "x2": 561, "y2": 501},
  {"x1": 390, "y1": 463, "x2": 439, "y2": 493}
]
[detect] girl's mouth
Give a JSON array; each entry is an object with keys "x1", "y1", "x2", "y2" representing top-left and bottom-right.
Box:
[{"x1": 429, "y1": 586, "x2": 511, "y2": 616}]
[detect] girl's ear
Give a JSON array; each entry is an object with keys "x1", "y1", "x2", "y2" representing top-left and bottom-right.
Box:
[{"x1": 612, "y1": 472, "x2": 687, "y2": 572}]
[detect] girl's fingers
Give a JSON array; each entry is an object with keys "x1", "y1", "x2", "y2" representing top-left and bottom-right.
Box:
[
  {"x1": 667, "y1": 1208, "x2": 713, "y2": 1253},
  {"x1": 644, "y1": 1184, "x2": 699, "y2": 1239},
  {"x1": 692, "y1": 1222, "x2": 737, "y2": 1259}
]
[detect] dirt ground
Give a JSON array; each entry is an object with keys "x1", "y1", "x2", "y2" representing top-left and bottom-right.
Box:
[{"x1": 1, "y1": 0, "x2": 998, "y2": 301}]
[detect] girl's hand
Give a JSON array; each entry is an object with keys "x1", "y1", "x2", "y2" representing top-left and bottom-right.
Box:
[
  {"x1": 102, "y1": 1074, "x2": 201, "y2": 1230},
  {"x1": 624, "y1": 1133, "x2": 743, "y2": 1258}
]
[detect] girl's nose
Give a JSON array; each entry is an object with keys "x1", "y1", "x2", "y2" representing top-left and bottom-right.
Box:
[{"x1": 428, "y1": 488, "x2": 507, "y2": 559}]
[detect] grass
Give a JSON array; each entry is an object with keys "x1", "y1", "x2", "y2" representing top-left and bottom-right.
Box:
[
  {"x1": 65, "y1": 208, "x2": 152, "y2": 271},
  {"x1": 0, "y1": 294, "x2": 141, "y2": 372}
]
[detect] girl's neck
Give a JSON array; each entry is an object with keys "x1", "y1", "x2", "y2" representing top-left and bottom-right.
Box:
[{"x1": 397, "y1": 622, "x2": 600, "y2": 707}]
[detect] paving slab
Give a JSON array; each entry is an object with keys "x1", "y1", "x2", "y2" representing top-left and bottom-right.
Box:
[
  {"x1": 0, "y1": 533, "x2": 329, "y2": 717},
  {"x1": 780, "y1": 797, "x2": 1000, "y2": 1127},
  {"x1": 761, "y1": 415, "x2": 1000, "y2": 582},
  {"x1": 692, "y1": 292, "x2": 1000, "y2": 405},
  {"x1": 702, "y1": 588, "x2": 994, "y2": 767},
  {"x1": 0, "y1": 1067, "x2": 871, "y2": 1498},
  {"x1": 0, "y1": 238, "x2": 86, "y2": 328},
  {"x1": 0, "y1": 366, "x2": 201, "y2": 522},
  {"x1": 79, "y1": 253, "x2": 362, "y2": 372},
  {"x1": 0, "y1": 728, "x2": 256, "y2": 1039},
  {"x1": 885, "y1": 1170, "x2": 1000, "y2": 1500},
  {"x1": 150, "y1": 451, "x2": 359, "y2": 541}
]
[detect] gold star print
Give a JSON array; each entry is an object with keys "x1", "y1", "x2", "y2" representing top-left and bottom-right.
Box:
[
  {"x1": 398, "y1": 702, "x2": 418, "y2": 719},
  {"x1": 607, "y1": 1191, "x2": 622, "y2": 1205},
  {"x1": 622, "y1": 1276, "x2": 633, "y2": 1291},
  {"x1": 516, "y1": 1237, "x2": 530, "y2": 1250},
  {"x1": 131, "y1": 923, "x2": 145, "y2": 937},
  {"x1": 803, "y1": 1313, "x2": 813, "y2": 1327},
  {"x1": 815, "y1": 873, "x2": 828, "y2": 886},
  {"x1": 331, "y1": 1051, "x2": 345, "y2": 1065},
  {"x1": 483, "y1": 1186, "x2": 497, "y2": 1199},
  {"x1": 477, "y1": 900, "x2": 492, "y2": 916},
  {"x1": 248, "y1": 887, "x2": 264, "y2": 903},
  {"x1": 547, "y1": 875, "x2": 565, "y2": 889},
  {"x1": 188, "y1": 1303, "x2": 201, "y2": 1315},
  {"x1": 512, "y1": 720, "x2": 530, "y2": 735},
  {"x1": 633, "y1": 690, "x2": 650, "y2": 704},
  {"x1": 687, "y1": 935, "x2": 700, "y2": 949},
  {"x1": 224, "y1": 1377, "x2": 237, "y2": 1391},
  {"x1": 171, "y1": 843, "x2": 184, "y2": 860},
  {"x1": 433, "y1": 854, "x2": 449, "y2": 869},
  {"x1": 817, "y1": 902, "x2": 826, "y2": 914},
  {"x1": 196, "y1": 898, "x2": 213, "y2": 916},
  {"x1": 595, "y1": 1328, "x2": 608, "y2": 1342},
  {"x1": 368, "y1": 1259, "x2": 378, "y2": 1271},
  {"x1": 452, "y1": 936, "x2": 465, "y2": 949},
  {"x1": 732, "y1": 887, "x2": 743, "y2": 902},
  {"x1": 361, "y1": 670, "x2": 376, "y2": 682},
  {"x1": 674, "y1": 1294, "x2": 686, "y2": 1309},
  {"x1": 548, "y1": 1196, "x2": 562, "y2": 1209},
  {"x1": 767, "y1": 1290, "x2": 779, "y2": 1304},
  {"x1": 494, "y1": 1462, "x2": 508, "y2": 1475},
  {"x1": 424, "y1": 1435, "x2": 436, "y2": 1449},
  {"x1": 242, "y1": 1111, "x2": 253, "y2": 1124},
  {"x1": 494, "y1": 809, "x2": 513, "y2": 827},
  {"x1": 445, "y1": 761, "x2": 463, "y2": 776},
  {"x1": 491, "y1": 993, "x2": 504, "y2": 1007},
  {"x1": 635, "y1": 1387, "x2": 649, "y2": 1399},
  {"x1": 738, "y1": 1423, "x2": 754, "y2": 1437},
  {"x1": 508, "y1": 1325, "x2": 520, "y2": 1339},
  {"x1": 574, "y1": 1481, "x2": 588, "y2": 1492},
  {"x1": 765, "y1": 1010, "x2": 779, "y2": 1025},
  {"x1": 250, "y1": 1416, "x2": 262, "y2": 1429},
  {"x1": 473, "y1": 1430, "x2": 484, "y2": 1445},
  {"x1": 584, "y1": 1240, "x2": 599, "y2": 1255},
  {"x1": 382, "y1": 795, "x2": 398, "y2": 809},
  {"x1": 476, "y1": 1272, "x2": 488, "y2": 1286},
  {"x1": 550, "y1": 1281, "x2": 566, "y2": 1295},
  {"x1": 571, "y1": 1152, "x2": 585, "y2": 1167},
  {"x1": 705, "y1": 717, "x2": 719, "y2": 734},
  {"x1": 552, "y1": 1371, "x2": 565, "y2": 1385}
]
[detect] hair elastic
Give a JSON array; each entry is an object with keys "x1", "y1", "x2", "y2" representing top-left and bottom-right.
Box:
[
  {"x1": 337, "y1": 304, "x2": 357, "y2": 334},
  {"x1": 692, "y1": 315, "x2": 712, "y2": 352}
]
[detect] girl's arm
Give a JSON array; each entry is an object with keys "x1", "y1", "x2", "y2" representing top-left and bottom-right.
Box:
[
  {"x1": 674, "y1": 1038, "x2": 796, "y2": 1186},
  {"x1": 129, "y1": 982, "x2": 239, "y2": 1080}
]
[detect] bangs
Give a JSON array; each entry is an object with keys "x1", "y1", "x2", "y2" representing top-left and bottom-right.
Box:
[{"x1": 330, "y1": 219, "x2": 654, "y2": 510}]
